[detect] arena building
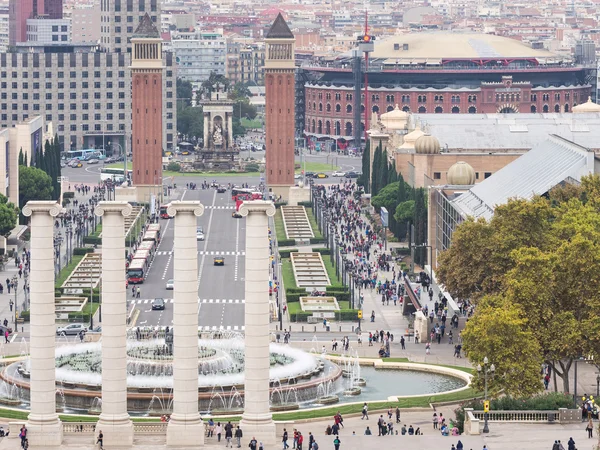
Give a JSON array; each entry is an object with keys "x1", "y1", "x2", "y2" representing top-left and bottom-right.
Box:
[{"x1": 301, "y1": 33, "x2": 595, "y2": 144}]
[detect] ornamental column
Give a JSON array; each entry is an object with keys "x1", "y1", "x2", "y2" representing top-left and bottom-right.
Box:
[
  {"x1": 239, "y1": 200, "x2": 276, "y2": 445},
  {"x1": 166, "y1": 201, "x2": 205, "y2": 447},
  {"x1": 22, "y1": 201, "x2": 63, "y2": 447},
  {"x1": 95, "y1": 201, "x2": 134, "y2": 447}
]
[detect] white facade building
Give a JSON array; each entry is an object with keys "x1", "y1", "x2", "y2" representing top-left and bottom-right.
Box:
[
  {"x1": 0, "y1": 9, "x2": 8, "y2": 53},
  {"x1": 26, "y1": 18, "x2": 71, "y2": 43},
  {"x1": 172, "y1": 31, "x2": 227, "y2": 84}
]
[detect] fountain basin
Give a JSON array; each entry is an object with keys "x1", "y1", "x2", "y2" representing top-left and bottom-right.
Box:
[
  {"x1": 270, "y1": 403, "x2": 300, "y2": 412},
  {"x1": 343, "y1": 387, "x2": 361, "y2": 396},
  {"x1": 0, "y1": 397, "x2": 21, "y2": 406},
  {"x1": 315, "y1": 395, "x2": 339, "y2": 405},
  {"x1": 354, "y1": 378, "x2": 367, "y2": 387}
]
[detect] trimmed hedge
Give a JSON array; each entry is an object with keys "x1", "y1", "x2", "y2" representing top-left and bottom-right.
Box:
[
  {"x1": 286, "y1": 287, "x2": 307, "y2": 294},
  {"x1": 286, "y1": 293, "x2": 302, "y2": 303},
  {"x1": 20, "y1": 310, "x2": 29, "y2": 322},
  {"x1": 309, "y1": 237, "x2": 325, "y2": 244},
  {"x1": 279, "y1": 249, "x2": 299, "y2": 259},
  {"x1": 83, "y1": 236, "x2": 101, "y2": 245},
  {"x1": 298, "y1": 201, "x2": 312, "y2": 207},
  {"x1": 278, "y1": 239, "x2": 296, "y2": 247},
  {"x1": 63, "y1": 191, "x2": 75, "y2": 199},
  {"x1": 274, "y1": 202, "x2": 288, "y2": 209},
  {"x1": 289, "y1": 310, "x2": 358, "y2": 322},
  {"x1": 394, "y1": 247, "x2": 410, "y2": 256},
  {"x1": 312, "y1": 247, "x2": 331, "y2": 255},
  {"x1": 73, "y1": 248, "x2": 95, "y2": 256}
]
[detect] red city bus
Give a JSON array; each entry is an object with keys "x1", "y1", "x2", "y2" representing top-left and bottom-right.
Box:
[
  {"x1": 147, "y1": 223, "x2": 161, "y2": 233},
  {"x1": 138, "y1": 240, "x2": 155, "y2": 257},
  {"x1": 143, "y1": 230, "x2": 159, "y2": 243},
  {"x1": 231, "y1": 188, "x2": 262, "y2": 201},
  {"x1": 127, "y1": 259, "x2": 145, "y2": 284},
  {"x1": 133, "y1": 249, "x2": 151, "y2": 268}
]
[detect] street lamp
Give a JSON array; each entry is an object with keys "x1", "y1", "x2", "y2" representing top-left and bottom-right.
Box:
[
  {"x1": 477, "y1": 356, "x2": 495, "y2": 433},
  {"x1": 11, "y1": 275, "x2": 18, "y2": 329},
  {"x1": 23, "y1": 270, "x2": 29, "y2": 311}
]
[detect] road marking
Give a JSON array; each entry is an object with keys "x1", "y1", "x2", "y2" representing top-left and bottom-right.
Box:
[
  {"x1": 197, "y1": 325, "x2": 245, "y2": 331},
  {"x1": 9, "y1": 333, "x2": 18, "y2": 343},
  {"x1": 205, "y1": 206, "x2": 235, "y2": 210},
  {"x1": 200, "y1": 299, "x2": 245, "y2": 304},
  {"x1": 198, "y1": 251, "x2": 245, "y2": 256},
  {"x1": 198, "y1": 190, "x2": 217, "y2": 314},
  {"x1": 234, "y1": 215, "x2": 240, "y2": 281}
]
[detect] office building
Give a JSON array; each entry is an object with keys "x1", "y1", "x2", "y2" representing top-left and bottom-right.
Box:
[
  {"x1": 44, "y1": 0, "x2": 63, "y2": 20},
  {"x1": 171, "y1": 31, "x2": 226, "y2": 84},
  {"x1": 100, "y1": 0, "x2": 161, "y2": 53},
  {"x1": 26, "y1": 18, "x2": 71, "y2": 43},
  {"x1": 70, "y1": 4, "x2": 100, "y2": 44},
  {"x1": 0, "y1": 9, "x2": 8, "y2": 52},
  {"x1": 0, "y1": 48, "x2": 177, "y2": 152}
]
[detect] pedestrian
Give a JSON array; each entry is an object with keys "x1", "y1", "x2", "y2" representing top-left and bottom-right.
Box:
[
  {"x1": 9, "y1": 300, "x2": 13, "y2": 312},
  {"x1": 297, "y1": 432, "x2": 304, "y2": 450},
  {"x1": 400, "y1": 335, "x2": 405, "y2": 350},
  {"x1": 568, "y1": 437, "x2": 576, "y2": 450},
  {"x1": 587, "y1": 417, "x2": 594, "y2": 438},
  {"x1": 433, "y1": 412, "x2": 438, "y2": 429},
  {"x1": 395, "y1": 406, "x2": 400, "y2": 423},
  {"x1": 282, "y1": 428, "x2": 289, "y2": 449},
  {"x1": 333, "y1": 436, "x2": 341, "y2": 450},
  {"x1": 457, "y1": 440, "x2": 464, "y2": 450},
  {"x1": 361, "y1": 402, "x2": 368, "y2": 420},
  {"x1": 249, "y1": 437, "x2": 258, "y2": 450},
  {"x1": 235, "y1": 425, "x2": 243, "y2": 448},
  {"x1": 225, "y1": 422, "x2": 233, "y2": 448},
  {"x1": 4, "y1": 330, "x2": 8, "y2": 344},
  {"x1": 96, "y1": 429, "x2": 103, "y2": 450},
  {"x1": 19, "y1": 425, "x2": 27, "y2": 448},
  {"x1": 216, "y1": 422, "x2": 222, "y2": 442},
  {"x1": 22, "y1": 439, "x2": 28, "y2": 450},
  {"x1": 136, "y1": 286, "x2": 141, "y2": 298},
  {"x1": 79, "y1": 330, "x2": 85, "y2": 343}
]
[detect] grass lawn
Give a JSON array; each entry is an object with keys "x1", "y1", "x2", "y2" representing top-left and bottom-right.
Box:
[
  {"x1": 322, "y1": 254, "x2": 342, "y2": 288},
  {"x1": 296, "y1": 161, "x2": 340, "y2": 174},
  {"x1": 55, "y1": 255, "x2": 84, "y2": 289},
  {"x1": 103, "y1": 162, "x2": 260, "y2": 178},
  {"x1": 304, "y1": 207, "x2": 322, "y2": 239},
  {"x1": 90, "y1": 223, "x2": 102, "y2": 238},
  {"x1": 241, "y1": 118, "x2": 263, "y2": 129},
  {"x1": 281, "y1": 257, "x2": 297, "y2": 291},
  {"x1": 274, "y1": 209, "x2": 287, "y2": 242}
]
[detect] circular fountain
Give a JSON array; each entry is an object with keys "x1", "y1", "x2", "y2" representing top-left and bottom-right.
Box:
[{"x1": 0, "y1": 332, "x2": 470, "y2": 414}]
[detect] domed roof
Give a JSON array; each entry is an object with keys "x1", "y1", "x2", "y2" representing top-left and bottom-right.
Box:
[
  {"x1": 573, "y1": 97, "x2": 600, "y2": 113},
  {"x1": 414, "y1": 134, "x2": 440, "y2": 154},
  {"x1": 447, "y1": 161, "x2": 476, "y2": 185},
  {"x1": 399, "y1": 125, "x2": 425, "y2": 149},
  {"x1": 380, "y1": 105, "x2": 409, "y2": 130}
]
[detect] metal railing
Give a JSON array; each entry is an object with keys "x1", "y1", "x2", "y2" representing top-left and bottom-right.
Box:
[{"x1": 470, "y1": 410, "x2": 558, "y2": 422}]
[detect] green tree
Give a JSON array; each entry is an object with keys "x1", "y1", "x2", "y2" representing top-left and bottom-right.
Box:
[
  {"x1": 176, "y1": 78, "x2": 193, "y2": 107},
  {"x1": 230, "y1": 82, "x2": 252, "y2": 100},
  {"x1": 201, "y1": 72, "x2": 230, "y2": 96},
  {"x1": 413, "y1": 187, "x2": 428, "y2": 265},
  {"x1": 371, "y1": 144, "x2": 382, "y2": 195},
  {"x1": 18, "y1": 166, "x2": 53, "y2": 223},
  {"x1": 377, "y1": 148, "x2": 389, "y2": 196},
  {"x1": 18, "y1": 149, "x2": 24, "y2": 167},
  {"x1": 177, "y1": 106, "x2": 204, "y2": 140},
  {"x1": 461, "y1": 295, "x2": 543, "y2": 397},
  {"x1": 0, "y1": 194, "x2": 18, "y2": 238},
  {"x1": 23, "y1": 152, "x2": 28, "y2": 167}
]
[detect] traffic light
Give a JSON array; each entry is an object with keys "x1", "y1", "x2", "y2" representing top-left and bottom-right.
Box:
[
  {"x1": 357, "y1": 310, "x2": 363, "y2": 319},
  {"x1": 483, "y1": 400, "x2": 490, "y2": 413}
]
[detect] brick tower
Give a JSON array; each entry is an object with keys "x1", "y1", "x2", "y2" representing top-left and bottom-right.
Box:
[
  {"x1": 265, "y1": 14, "x2": 295, "y2": 201},
  {"x1": 130, "y1": 14, "x2": 163, "y2": 194}
]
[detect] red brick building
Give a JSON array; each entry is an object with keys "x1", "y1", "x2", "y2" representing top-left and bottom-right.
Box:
[
  {"x1": 302, "y1": 33, "x2": 593, "y2": 144},
  {"x1": 265, "y1": 14, "x2": 296, "y2": 200},
  {"x1": 131, "y1": 14, "x2": 164, "y2": 188}
]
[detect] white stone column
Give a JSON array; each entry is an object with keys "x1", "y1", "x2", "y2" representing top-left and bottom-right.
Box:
[
  {"x1": 22, "y1": 201, "x2": 63, "y2": 447},
  {"x1": 95, "y1": 202, "x2": 134, "y2": 447},
  {"x1": 227, "y1": 114, "x2": 233, "y2": 146},
  {"x1": 203, "y1": 113, "x2": 209, "y2": 148},
  {"x1": 166, "y1": 201, "x2": 205, "y2": 447},
  {"x1": 239, "y1": 200, "x2": 276, "y2": 445}
]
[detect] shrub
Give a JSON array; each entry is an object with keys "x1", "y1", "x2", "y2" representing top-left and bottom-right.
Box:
[
  {"x1": 298, "y1": 201, "x2": 312, "y2": 207},
  {"x1": 20, "y1": 310, "x2": 30, "y2": 322},
  {"x1": 63, "y1": 191, "x2": 75, "y2": 199},
  {"x1": 167, "y1": 162, "x2": 181, "y2": 172},
  {"x1": 394, "y1": 247, "x2": 411, "y2": 256},
  {"x1": 286, "y1": 293, "x2": 303, "y2": 303},
  {"x1": 286, "y1": 288, "x2": 307, "y2": 295},
  {"x1": 309, "y1": 237, "x2": 325, "y2": 244},
  {"x1": 245, "y1": 163, "x2": 259, "y2": 172},
  {"x1": 274, "y1": 202, "x2": 288, "y2": 209},
  {"x1": 312, "y1": 247, "x2": 331, "y2": 255},
  {"x1": 290, "y1": 311, "x2": 312, "y2": 322},
  {"x1": 73, "y1": 248, "x2": 95, "y2": 256},
  {"x1": 279, "y1": 249, "x2": 298, "y2": 259},
  {"x1": 83, "y1": 236, "x2": 102, "y2": 246},
  {"x1": 278, "y1": 239, "x2": 295, "y2": 247}
]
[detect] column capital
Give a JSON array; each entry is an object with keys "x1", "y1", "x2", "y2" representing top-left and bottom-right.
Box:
[
  {"x1": 95, "y1": 201, "x2": 133, "y2": 218},
  {"x1": 239, "y1": 200, "x2": 276, "y2": 218},
  {"x1": 167, "y1": 201, "x2": 204, "y2": 217},
  {"x1": 22, "y1": 201, "x2": 62, "y2": 218}
]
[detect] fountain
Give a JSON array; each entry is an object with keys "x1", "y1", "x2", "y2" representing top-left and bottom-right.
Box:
[
  {"x1": 0, "y1": 379, "x2": 21, "y2": 406},
  {"x1": 88, "y1": 397, "x2": 102, "y2": 415},
  {"x1": 315, "y1": 379, "x2": 339, "y2": 405}
]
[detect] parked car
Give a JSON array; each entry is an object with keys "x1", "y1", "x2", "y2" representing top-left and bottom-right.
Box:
[
  {"x1": 345, "y1": 171, "x2": 359, "y2": 178},
  {"x1": 152, "y1": 298, "x2": 166, "y2": 310},
  {"x1": 332, "y1": 171, "x2": 346, "y2": 177},
  {"x1": 56, "y1": 323, "x2": 87, "y2": 336},
  {"x1": 165, "y1": 279, "x2": 174, "y2": 290}
]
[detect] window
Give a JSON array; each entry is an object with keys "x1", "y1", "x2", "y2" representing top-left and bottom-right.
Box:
[
  {"x1": 484, "y1": 172, "x2": 492, "y2": 179},
  {"x1": 434, "y1": 172, "x2": 441, "y2": 180},
  {"x1": 52, "y1": 35, "x2": 59, "y2": 42},
  {"x1": 61, "y1": 35, "x2": 67, "y2": 42},
  {"x1": 58, "y1": 93, "x2": 64, "y2": 100},
  {"x1": 70, "y1": 93, "x2": 77, "y2": 100},
  {"x1": 33, "y1": 82, "x2": 39, "y2": 89},
  {"x1": 94, "y1": 92, "x2": 101, "y2": 99},
  {"x1": 52, "y1": 26, "x2": 59, "y2": 32},
  {"x1": 70, "y1": 104, "x2": 77, "y2": 110},
  {"x1": 70, "y1": 114, "x2": 76, "y2": 121},
  {"x1": 58, "y1": 82, "x2": 64, "y2": 89}
]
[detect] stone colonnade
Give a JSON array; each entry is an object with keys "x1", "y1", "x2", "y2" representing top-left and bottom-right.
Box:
[
  {"x1": 22, "y1": 199, "x2": 276, "y2": 448},
  {"x1": 239, "y1": 201, "x2": 277, "y2": 445}
]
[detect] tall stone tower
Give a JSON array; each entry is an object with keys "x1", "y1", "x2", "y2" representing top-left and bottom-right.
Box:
[
  {"x1": 265, "y1": 13, "x2": 295, "y2": 201},
  {"x1": 130, "y1": 14, "x2": 163, "y2": 197}
]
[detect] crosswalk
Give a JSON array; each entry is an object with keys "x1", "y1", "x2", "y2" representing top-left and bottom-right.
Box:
[
  {"x1": 130, "y1": 298, "x2": 245, "y2": 304},
  {"x1": 155, "y1": 250, "x2": 245, "y2": 256},
  {"x1": 199, "y1": 251, "x2": 245, "y2": 256},
  {"x1": 199, "y1": 325, "x2": 246, "y2": 331},
  {"x1": 205, "y1": 206, "x2": 235, "y2": 210}
]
